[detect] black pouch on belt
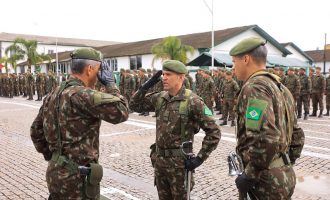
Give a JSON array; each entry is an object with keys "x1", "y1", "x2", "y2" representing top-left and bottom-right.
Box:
[{"x1": 84, "y1": 163, "x2": 103, "y2": 199}]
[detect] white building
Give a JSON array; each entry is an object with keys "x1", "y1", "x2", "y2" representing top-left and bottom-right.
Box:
[
  {"x1": 0, "y1": 32, "x2": 119, "y2": 73},
  {"x1": 305, "y1": 49, "x2": 330, "y2": 74}
]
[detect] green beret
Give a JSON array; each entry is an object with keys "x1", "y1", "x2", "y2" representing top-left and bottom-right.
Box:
[
  {"x1": 230, "y1": 37, "x2": 266, "y2": 56},
  {"x1": 71, "y1": 47, "x2": 103, "y2": 62},
  {"x1": 162, "y1": 60, "x2": 187, "y2": 74},
  {"x1": 225, "y1": 71, "x2": 232, "y2": 75}
]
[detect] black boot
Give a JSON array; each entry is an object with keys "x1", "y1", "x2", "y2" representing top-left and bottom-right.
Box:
[
  {"x1": 138, "y1": 112, "x2": 145, "y2": 116},
  {"x1": 304, "y1": 114, "x2": 308, "y2": 120},
  {"x1": 220, "y1": 120, "x2": 227, "y2": 126},
  {"x1": 318, "y1": 111, "x2": 323, "y2": 118},
  {"x1": 297, "y1": 113, "x2": 302, "y2": 119},
  {"x1": 325, "y1": 109, "x2": 330, "y2": 116},
  {"x1": 143, "y1": 112, "x2": 150, "y2": 116},
  {"x1": 230, "y1": 120, "x2": 236, "y2": 127},
  {"x1": 310, "y1": 111, "x2": 316, "y2": 117}
]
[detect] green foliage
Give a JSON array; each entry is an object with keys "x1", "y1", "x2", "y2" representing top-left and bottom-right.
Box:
[
  {"x1": 0, "y1": 56, "x2": 9, "y2": 73},
  {"x1": 151, "y1": 36, "x2": 195, "y2": 66}
]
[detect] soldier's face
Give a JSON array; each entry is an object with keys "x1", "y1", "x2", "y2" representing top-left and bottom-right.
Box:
[
  {"x1": 162, "y1": 70, "x2": 182, "y2": 91},
  {"x1": 232, "y1": 56, "x2": 247, "y2": 81}
]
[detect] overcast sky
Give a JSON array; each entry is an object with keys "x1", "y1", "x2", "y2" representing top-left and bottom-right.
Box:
[{"x1": 1, "y1": 0, "x2": 329, "y2": 50}]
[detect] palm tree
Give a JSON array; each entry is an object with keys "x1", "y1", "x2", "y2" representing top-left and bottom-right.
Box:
[
  {"x1": 0, "y1": 56, "x2": 9, "y2": 74},
  {"x1": 151, "y1": 36, "x2": 195, "y2": 66},
  {"x1": 10, "y1": 38, "x2": 42, "y2": 70},
  {"x1": 5, "y1": 44, "x2": 25, "y2": 73}
]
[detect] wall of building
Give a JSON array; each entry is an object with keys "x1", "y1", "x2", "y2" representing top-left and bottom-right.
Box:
[
  {"x1": 285, "y1": 45, "x2": 309, "y2": 62},
  {"x1": 213, "y1": 29, "x2": 284, "y2": 56},
  {"x1": 314, "y1": 61, "x2": 330, "y2": 74}
]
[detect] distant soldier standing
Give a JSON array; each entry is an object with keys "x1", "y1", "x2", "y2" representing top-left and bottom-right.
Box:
[
  {"x1": 284, "y1": 68, "x2": 301, "y2": 112},
  {"x1": 325, "y1": 69, "x2": 330, "y2": 116},
  {"x1": 26, "y1": 69, "x2": 34, "y2": 100},
  {"x1": 278, "y1": 67, "x2": 286, "y2": 84},
  {"x1": 230, "y1": 37, "x2": 304, "y2": 200},
  {"x1": 297, "y1": 68, "x2": 312, "y2": 120},
  {"x1": 35, "y1": 71, "x2": 44, "y2": 101},
  {"x1": 138, "y1": 68, "x2": 150, "y2": 116},
  {"x1": 129, "y1": 60, "x2": 220, "y2": 200},
  {"x1": 30, "y1": 48, "x2": 129, "y2": 199},
  {"x1": 220, "y1": 71, "x2": 240, "y2": 126},
  {"x1": 311, "y1": 67, "x2": 325, "y2": 117},
  {"x1": 199, "y1": 69, "x2": 216, "y2": 113}
]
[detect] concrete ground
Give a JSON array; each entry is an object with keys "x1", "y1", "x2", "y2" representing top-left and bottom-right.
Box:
[{"x1": 0, "y1": 96, "x2": 329, "y2": 200}]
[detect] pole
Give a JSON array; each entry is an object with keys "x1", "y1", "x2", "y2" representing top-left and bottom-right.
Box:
[
  {"x1": 324, "y1": 33, "x2": 327, "y2": 75},
  {"x1": 211, "y1": 0, "x2": 214, "y2": 74},
  {"x1": 56, "y1": 38, "x2": 59, "y2": 76}
]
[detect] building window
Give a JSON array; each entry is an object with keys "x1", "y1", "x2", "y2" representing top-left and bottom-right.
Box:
[
  {"x1": 105, "y1": 58, "x2": 118, "y2": 71},
  {"x1": 48, "y1": 49, "x2": 54, "y2": 54},
  {"x1": 129, "y1": 55, "x2": 142, "y2": 70}
]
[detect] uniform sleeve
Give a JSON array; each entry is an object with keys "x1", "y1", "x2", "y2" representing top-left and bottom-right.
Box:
[
  {"x1": 191, "y1": 97, "x2": 221, "y2": 161},
  {"x1": 30, "y1": 105, "x2": 52, "y2": 159},
  {"x1": 296, "y1": 77, "x2": 301, "y2": 96},
  {"x1": 308, "y1": 78, "x2": 312, "y2": 94},
  {"x1": 241, "y1": 84, "x2": 281, "y2": 179},
  {"x1": 129, "y1": 90, "x2": 158, "y2": 113},
  {"x1": 289, "y1": 118, "x2": 305, "y2": 164},
  {"x1": 71, "y1": 89, "x2": 129, "y2": 124}
]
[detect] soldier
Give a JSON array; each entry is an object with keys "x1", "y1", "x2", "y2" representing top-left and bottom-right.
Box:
[
  {"x1": 309, "y1": 68, "x2": 315, "y2": 110},
  {"x1": 267, "y1": 68, "x2": 274, "y2": 74},
  {"x1": 47, "y1": 70, "x2": 57, "y2": 93},
  {"x1": 123, "y1": 69, "x2": 136, "y2": 106},
  {"x1": 216, "y1": 68, "x2": 226, "y2": 115},
  {"x1": 26, "y1": 69, "x2": 34, "y2": 100},
  {"x1": 147, "y1": 68, "x2": 152, "y2": 78},
  {"x1": 35, "y1": 71, "x2": 44, "y2": 101},
  {"x1": 220, "y1": 71, "x2": 240, "y2": 126},
  {"x1": 325, "y1": 68, "x2": 330, "y2": 116},
  {"x1": 195, "y1": 69, "x2": 203, "y2": 95},
  {"x1": 278, "y1": 67, "x2": 286, "y2": 84},
  {"x1": 30, "y1": 48, "x2": 129, "y2": 199},
  {"x1": 311, "y1": 67, "x2": 325, "y2": 117},
  {"x1": 186, "y1": 72, "x2": 193, "y2": 90},
  {"x1": 129, "y1": 60, "x2": 220, "y2": 200},
  {"x1": 297, "y1": 68, "x2": 312, "y2": 120},
  {"x1": 119, "y1": 68, "x2": 125, "y2": 94},
  {"x1": 230, "y1": 37, "x2": 304, "y2": 200},
  {"x1": 273, "y1": 66, "x2": 280, "y2": 76},
  {"x1": 199, "y1": 69, "x2": 216, "y2": 114},
  {"x1": 284, "y1": 68, "x2": 301, "y2": 111},
  {"x1": 138, "y1": 68, "x2": 150, "y2": 116}
]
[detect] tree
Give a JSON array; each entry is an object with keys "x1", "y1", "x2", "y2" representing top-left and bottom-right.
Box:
[
  {"x1": 0, "y1": 56, "x2": 9, "y2": 74},
  {"x1": 10, "y1": 38, "x2": 43, "y2": 70},
  {"x1": 5, "y1": 44, "x2": 25, "y2": 73},
  {"x1": 151, "y1": 36, "x2": 195, "y2": 66}
]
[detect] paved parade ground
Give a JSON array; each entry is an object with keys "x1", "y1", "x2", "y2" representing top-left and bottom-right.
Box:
[{"x1": 0, "y1": 96, "x2": 329, "y2": 200}]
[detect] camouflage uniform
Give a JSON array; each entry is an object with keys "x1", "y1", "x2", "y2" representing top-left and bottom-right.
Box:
[
  {"x1": 30, "y1": 77, "x2": 129, "y2": 199},
  {"x1": 36, "y1": 73, "x2": 45, "y2": 101},
  {"x1": 123, "y1": 71, "x2": 136, "y2": 104},
  {"x1": 221, "y1": 78, "x2": 239, "y2": 124},
  {"x1": 326, "y1": 74, "x2": 330, "y2": 116},
  {"x1": 199, "y1": 75, "x2": 216, "y2": 113},
  {"x1": 297, "y1": 73, "x2": 312, "y2": 119},
  {"x1": 26, "y1": 72, "x2": 34, "y2": 100},
  {"x1": 236, "y1": 71, "x2": 304, "y2": 200},
  {"x1": 311, "y1": 73, "x2": 325, "y2": 117},
  {"x1": 129, "y1": 86, "x2": 220, "y2": 200},
  {"x1": 284, "y1": 73, "x2": 301, "y2": 103},
  {"x1": 47, "y1": 72, "x2": 58, "y2": 93}
]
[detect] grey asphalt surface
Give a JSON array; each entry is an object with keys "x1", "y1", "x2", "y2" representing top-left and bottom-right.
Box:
[{"x1": 0, "y1": 96, "x2": 329, "y2": 200}]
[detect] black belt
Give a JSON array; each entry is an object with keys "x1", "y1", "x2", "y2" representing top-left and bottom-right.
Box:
[{"x1": 156, "y1": 147, "x2": 191, "y2": 157}]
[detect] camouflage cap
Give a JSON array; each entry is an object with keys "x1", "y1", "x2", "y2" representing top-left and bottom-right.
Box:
[
  {"x1": 225, "y1": 70, "x2": 232, "y2": 75},
  {"x1": 70, "y1": 47, "x2": 103, "y2": 62},
  {"x1": 229, "y1": 37, "x2": 266, "y2": 56},
  {"x1": 162, "y1": 60, "x2": 187, "y2": 74},
  {"x1": 139, "y1": 68, "x2": 146, "y2": 72},
  {"x1": 288, "y1": 67, "x2": 295, "y2": 71}
]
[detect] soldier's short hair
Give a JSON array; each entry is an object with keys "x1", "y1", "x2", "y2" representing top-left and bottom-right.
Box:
[
  {"x1": 71, "y1": 59, "x2": 100, "y2": 74},
  {"x1": 248, "y1": 45, "x2": 268, "y2": 64}
]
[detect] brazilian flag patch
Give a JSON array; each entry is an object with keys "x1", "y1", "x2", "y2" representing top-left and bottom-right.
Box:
[
  {"x1": 204, "y1": 106, "x2": 213, "y2": 116},
  {"x1": 246, "y1": 107, "x2": 262, "y2": 120}
]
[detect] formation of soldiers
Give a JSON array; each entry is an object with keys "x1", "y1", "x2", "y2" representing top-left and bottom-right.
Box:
[
  {"x1": 2, "y1": 66, "x2": 329, "y2": 120},
  {"x1": 0, "y1": 69, "x2": 61, "y2": 101}
]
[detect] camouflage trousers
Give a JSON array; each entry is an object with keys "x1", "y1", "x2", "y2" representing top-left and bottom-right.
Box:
[
  {"x1": 223, "y1": 99, "x2": 235, "y2": 121},
  {"x1": 201, "y1": 95, "x2": 214, "y2": 114},
  {"x1": 297, "y1": 94, "x2": 310, "y2": 115},
  {"x1": 155, "y1": 166, "x2": 194, "y2": 200},
  {"x1": 46, "y1": 161, "x2": 99, "y2": 200},
  {"x1": 240, "y1": 165, "x2": 296, "y2": 200},
  {"x1": 312, "y1": 92, "x2": 324, "y2": 112},
  {"x1": 326, "y1": 93, "x2": 330, "y2": 110}
]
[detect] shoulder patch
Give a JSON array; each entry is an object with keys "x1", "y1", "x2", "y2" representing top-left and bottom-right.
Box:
[
  {"x1": 93, "y1": 92, "x2": 121, "y2": 106},
  {"x1": 245, "y1": 98, "x2": 268, "y2": 131},
  {"x1": 204, "y1": 106, "x2": 213, "y2": 116}
]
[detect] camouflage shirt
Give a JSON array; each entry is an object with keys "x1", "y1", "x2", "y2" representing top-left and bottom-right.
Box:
[
  {"x1": 222, "y1": 79, "x2": 240, "y2": 100},
  {"x1": 299, "y1": 74, "x2": 312, "y2": 95},
  {"x1": 236, "y1": 71, "x2": 304, "y2": 179},
  {"x1": 312, "y1": 74, "x2": 325, "y2": 93},
  {"x1": 129, "y1": 86, "x2": 221, "y2": 168},
  {"x1": 284, "y1": 74, "x2": 301, "y2": 96},
  {"x1": 30, "y1": 76, "x2": 129, "y2": 165}
]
